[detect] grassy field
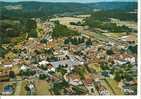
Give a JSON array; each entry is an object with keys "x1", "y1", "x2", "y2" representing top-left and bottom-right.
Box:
[
  {"x1": 101, "y1": 80, "x2": 114, "y2": 95},
  {"x1": 102, "y1": 33, "x2": 127, "y2": 38},
  {"x1": 19, "y1": 80, "x2": 27, "y2": 95},
  {"x1": 0, "y1": 82, "x2": 4, "y2": 94},
  {"x1": 105, "y1": 78, "x2": 124, "y2": 95},
  {"x1": 35, "y1": 80, "x2": 51, "y2": 95},
  {"x1": 50, "y1": 17, "x2": 84, "y2": 26},
  {"x1": 88, "y1": 63, "x2": 101, "y2": 73},
  {"x1": 5, "y1": 51, "x2": 16, "y2": 59},
  {"x1": 11, "y1": 65, "x2": 20, "y2": 75}
]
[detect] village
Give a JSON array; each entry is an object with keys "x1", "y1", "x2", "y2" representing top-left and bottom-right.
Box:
[{"x1": 0, "y1": 14, "x2": 137, "y2": 95}]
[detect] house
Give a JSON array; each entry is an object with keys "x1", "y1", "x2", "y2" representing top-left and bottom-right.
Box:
[
  {"x1": 123, "y1": 88, "x2": 134, "y2": 95},
  {"x1": 119, "y1": 35, "x2": 137, "y2": 43},
  {"x1": 47, "y1": 64, "x2": 55, "y2": 72},
  {"x1": 3, "y1": 64, "x2": 13, "y2": 68},
  {"x1": 83, "y1": 74, "x2": 95, "y2": 94},
  {"x1": 125, "y1": 57, "x2": 135, "y2": 64},
  {"x1": 113, "y1": 60, "x2": 128, "y2": 66},
  {"x1": 83, "y1": 74, "x2": 94, "y2": 86},
  {"x1": 38, "y1": 61, "x2": 56, "y2": 72},
  {"x1": 2, "y1": 61, "x2": 13, "y2": 68},
  {"x1": 39, "y1": 60, "x2": 49, "y2": 66},
  {"x1": 13, "y1": 59, "x2": 22, "y2": 65},
  {"x1": 67, "y1": 74, "x2": 82, "y2": 86},
  {"x1": 20, "y1": 65, "x2": 28, "y2": 71},
  {"x1": 50, "y1": 57, "x2": 81, "y2": 68},
  {"x1": 0, "y1": 73, "x2": 9, "y2": 82}
]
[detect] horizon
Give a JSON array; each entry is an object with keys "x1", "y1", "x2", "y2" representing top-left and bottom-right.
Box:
[{"x1": 0, "y1": 0, "x2": 138, "y2": 3}]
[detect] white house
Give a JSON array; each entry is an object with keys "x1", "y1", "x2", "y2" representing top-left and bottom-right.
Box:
[{"x1": 39, "y1": 60, "x2": 49, "y2": 66}]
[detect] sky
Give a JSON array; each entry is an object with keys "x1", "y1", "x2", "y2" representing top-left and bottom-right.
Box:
[{"x1": 0, "y1": 0, "x2": 138, "y2": 3}]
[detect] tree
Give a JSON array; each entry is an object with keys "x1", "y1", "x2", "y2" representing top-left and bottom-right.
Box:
[
  {"x1": 84, "y1": 11, "x2": 136, "y2": 33},
  {"x1": 52, "y1": 23, "x2": 80, "y2": 38},
  {"x1": 114, "y1": 71, "x2": 122, "y2": 82},
  {"x1": 52, "y1": 79, "x2": 69, "y2": 95},
  {"x1": 80, "y1": 37, "x2": 85, "y2": 43},
  {"x1": 39, "y1": 74, "x2": 47, "y2": 80},
  {"x1": 21, "y1": 19, "x2": 37, "y2": 37},
  {"x1": 9, "y1": 71, "x2": 16, "y2": 79},
  {"x1": 40, "y1": 65, "x2": 47, "y2": 70},
  {"x1": 19, "y1": 69, "x2": 34, "y2": 77},
  {"x1": 64, "y1": 38, "x2": 70, "y2": 44},
  {"x1": 21, "y1": 19, "x2": 37, "y2": 33},
  {"x1": 127, "y1": 45, "x2": 137, "y2": 54},
  {"x1": 106, "y1": 49, "x2": 114, "y2": 55},
  {"x1": 72, "y1": 86, "x2": 88, "y2": 95},
  {"x1": 0, "y1": 47, "x2": 6, "y2": 57},
  {"x1": 86, "y1": 39, "x2": 92, "y2": 47},
  {"x1": 114, "y1": 64, "x2": 135, "y2": 82},
  {"x1": 56, "y1": 65, "x2": 67, "y2": 76}
]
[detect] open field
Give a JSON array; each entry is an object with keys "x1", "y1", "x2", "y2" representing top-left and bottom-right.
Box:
[
  {"x1": 88, "y1": 63, "x2": 101, "y2": 73},
  {"x1": 50, "y1": 17, "x2": 84, "y2": 26},
  {"x1": 101, "y1": 79, "x2": 114, "y2": 95},
  {"x1": 50, "y1": 16, "x2": 133, "y2": 45},
  {"x1": 110, "y1": 18, "x2": 137, "y2": 30},
  {"x1": 105, "y1": 78, "x2": 124, "y2": 95},
  {"x1": 18, "y1": 80, "x2": 27, "y2": 95},
  {"x1": 35, "y1": 80, "x2": 51, "y2": 95}
]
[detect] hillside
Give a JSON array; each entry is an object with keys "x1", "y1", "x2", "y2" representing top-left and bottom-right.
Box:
[
  {"x1": 0, "y1": 1, "x2": 137, "y2": 44},
  {"x1": 0, "y1": 2, "x2": 137, "y2": 19}
]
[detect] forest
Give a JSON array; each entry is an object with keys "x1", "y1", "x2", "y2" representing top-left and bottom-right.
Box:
[{"x1": 84, "y1": 10, "x2": 137, "y2": 33}]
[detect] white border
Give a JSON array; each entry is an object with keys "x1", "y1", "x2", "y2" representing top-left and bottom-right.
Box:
[
  {"x1": 0, "y1": 0, "x2": 140, "y2": 99},
  {"x1": 138, "y1": 0, "x2": 141, "y2": 98},
  {"x1": 0, "y1": 96, "x2": 140, "y2": 99}
]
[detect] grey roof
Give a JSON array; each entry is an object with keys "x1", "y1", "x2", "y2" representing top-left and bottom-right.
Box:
[{"x1": 50, "y1": 58, "x2": 81, "y2": 68}]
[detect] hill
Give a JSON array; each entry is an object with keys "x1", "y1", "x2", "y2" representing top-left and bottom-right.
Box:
[{"x1": 0, "y1": 1, "x2": 137, "y2": 19}]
